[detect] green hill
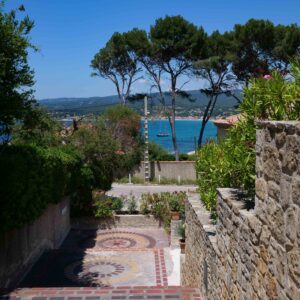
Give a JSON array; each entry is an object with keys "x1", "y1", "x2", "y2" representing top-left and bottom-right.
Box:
[{"x1": 38, "y1": 90, "x2": 241, "y2": 118}]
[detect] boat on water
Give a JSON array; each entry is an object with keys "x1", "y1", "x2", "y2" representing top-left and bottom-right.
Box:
[{"x1": 156, "y1": 132, "x2": 169, "y2": 137}]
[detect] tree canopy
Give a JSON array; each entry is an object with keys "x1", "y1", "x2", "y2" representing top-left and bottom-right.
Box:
[
  {"x1": 231, "y1": 19, "x2": 300, "y2": 83},
  {"x1": 91, "y1": 32, "x2": 141, "y2": 105},
  {"x1": 93, "y1": 16, "x2": 300, "y2": 150},
  {"x1": 0, "y1": 4, "x2": 36, "y2": 136}
]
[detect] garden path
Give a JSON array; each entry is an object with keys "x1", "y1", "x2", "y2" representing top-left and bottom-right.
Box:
[
  {"x1": 3, "y1": 185, "x2": 201, "y2": 299},
  {"x1": 5, "y1": 227, "x2": 201, "y2": 299}
]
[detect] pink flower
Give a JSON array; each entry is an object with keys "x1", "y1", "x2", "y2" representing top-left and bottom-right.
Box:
[{"x1": 263, "y1": 74, "x2": 272, "y2": 79}]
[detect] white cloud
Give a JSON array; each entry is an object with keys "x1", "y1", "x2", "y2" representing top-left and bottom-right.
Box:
[{"x1": 137, "y1": 78, "x2": 147, "y2": 84}]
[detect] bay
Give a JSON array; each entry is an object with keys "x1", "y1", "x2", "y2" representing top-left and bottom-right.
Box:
[{"x1": 141, "y1": 119, "x2": 217, "y2": 153}]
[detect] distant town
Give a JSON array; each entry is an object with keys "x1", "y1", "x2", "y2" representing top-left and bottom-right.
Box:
[{"x1": 39, "y1": 89, "x2": 240, "y2": 120}]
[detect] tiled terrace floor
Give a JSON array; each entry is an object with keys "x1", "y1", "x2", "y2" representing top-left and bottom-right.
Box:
[{"x1": 2, "y1": 228, "x2": 200, "y2": 299}]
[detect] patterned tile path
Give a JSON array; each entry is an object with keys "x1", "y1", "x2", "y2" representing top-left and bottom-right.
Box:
[
  {"x1": 1, "y1": 286, "x2": 201, "y2": 300},
  {"x1": 1, "y1": 228, "x2": 201, "y2": 299},
  {"x1": 61, "y1": 229, "x2": 169, "y2": 251},
  {"x1": 19, "y1": 229, "x2": 171, "y2": 288}
]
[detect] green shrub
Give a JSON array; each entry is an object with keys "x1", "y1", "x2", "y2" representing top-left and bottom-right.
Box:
[
  {"x1": 103, "y1": 105, "x2": 144, "y2": 176},
  {"x1": 179, "y1": 153, "x2": 197, "y2": 161},
  {"x1": 126, "y1": 194, "x2": 138, "y2": 214},
  {"x1": 197, "y1": 141, "x2": 229, "y2": 212},
  {"x1": 140, "y1": 192, "x2": 186, "y2": 229},
  {"x1": 242, "y1": 68, "x2": 300, "y2": 121},
  {"x1": 196, "y1": 59, "x2": 300, "y2": 216},
  {"x1": 0, "y1": 144, "x2": 79, "y2": 232},
  {"x1": 115, "y1": 176, "x2": 145, "y2": 184},
  {"x1": 177, "y1": 221, "x2": 186, "y2": 240},
  {"x1": 12, "y1": 107, "x2": 63, "y2": 147},
  {"x1": 93, "y1": 196, "x2": 123, "y2": 218},
  {"x1": 148, "y1": 141, "x2": 175, "y2": 161},
  {"x1": 148, "y1": 142, "x2": 197, "y2": 162}
]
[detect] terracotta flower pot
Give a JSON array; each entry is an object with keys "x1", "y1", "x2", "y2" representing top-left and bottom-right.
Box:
[
  {"x1": 179, "y1": 238, "x2": 185, "y2": 254},
  {"x1": 170, "y1": 211, "x2": 180, "y2": 220}
]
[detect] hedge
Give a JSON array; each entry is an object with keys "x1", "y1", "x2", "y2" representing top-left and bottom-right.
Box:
[{"x1": 0, "y1": 144, "x2": 79, "y2": 232}]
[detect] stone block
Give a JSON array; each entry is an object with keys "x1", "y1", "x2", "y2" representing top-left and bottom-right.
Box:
[
  {"x1": 275, "y1": 131, "x2": 286, "y2": 148},
  {"x1": 269, "y1": 237, "x2": 286, "y2": 287},
  {"x1": 286, "y1": 134, "x2": 300, "y2": 153},
  {"x1": 268, "y1": 202, "x2": 285, "y2": 244},
  {"x1": 282, "y1": 150, "x2": 298, "y2": 175},
  {"x1": 287, "y1": 249, "x2": 300, "y2": 285},
  {"x1": 256, "y1": 178, "x2": 268, "y2": 201},
  {"x1": 280, "y1": 175, "x2": 293, "y2": 209},
  {"x1": 285, "y1": 205, "x2": 297, "y2": 244},
  {"x1": 263, "y1": 151, "x2": 281, "y2": 184},
  {"x1": 248, "y1": 215, "x2": 261, "y2": 234},
  {"x1": 292, "y1": 177, "x2": 300, "y2": 207},
  {"x1": 267, "y1": 181, "x2": 281, "y2": 202},
  {"x1": 265, "y1": 272, "x2": 278, "y2": 300}
]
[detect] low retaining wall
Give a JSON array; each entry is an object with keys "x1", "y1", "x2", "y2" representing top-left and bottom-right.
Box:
[
  {"x1": 182, "y1": 121, "x2": 300, "y2": 300},
  {"x1": 0, "y1": 197, "x2": 70, "y2": 288},
  {"x1": 72, "y1": 214, "x2": 162, "y2": 230},
  {"x1": 133, "y1": 161, "x2": 196, "y2": 181}
]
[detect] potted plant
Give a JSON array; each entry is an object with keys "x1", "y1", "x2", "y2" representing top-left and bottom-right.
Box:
[
  {"x1": 177, "y1": 221, "x2": 186, "y2": 254},
  {"x1": 169, "y1": 197, "x2": 181, "y2": 220}
]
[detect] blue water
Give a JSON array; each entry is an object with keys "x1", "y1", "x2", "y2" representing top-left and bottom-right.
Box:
[
  {"x1": 141, "y1": 120, "x2": 217, "y2": 153},
  {"x1": 1, "y1": 119, "x2": 216, "y2": 153}
]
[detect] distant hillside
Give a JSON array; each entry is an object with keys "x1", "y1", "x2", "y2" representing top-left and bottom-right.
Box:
[{"x1": 38, "y1": 90, "x2": 241, "y2": 118}]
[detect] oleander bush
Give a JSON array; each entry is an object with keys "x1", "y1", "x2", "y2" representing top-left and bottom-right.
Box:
[{"x1": 197, "y1": 59, "x2": 300, "y2": 216}]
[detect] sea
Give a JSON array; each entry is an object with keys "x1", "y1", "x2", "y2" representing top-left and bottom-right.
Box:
[
  {"x1": 60, "y1": 118, "x2": 217, "y2": 153},
  {"x1": 142, "y1": 119, "x2": 217, "y2": 153},
  {"x1": 0, "y1": 119, "x2": 217, "y2": 154}
]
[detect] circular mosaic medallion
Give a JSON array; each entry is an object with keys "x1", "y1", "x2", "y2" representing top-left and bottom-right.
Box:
[
  {"x1": 78, "y1": 231, "x2": 156, "y2": 249},
  {"x1": 64, "y1": 256, "x2": 139, "y2": 287},
  {"x1": 98, "y1": 237, "x2": 137, "y2": 249}
]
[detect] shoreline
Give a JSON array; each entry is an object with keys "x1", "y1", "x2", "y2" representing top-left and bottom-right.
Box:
[{"x1": 141, "y1": 117, "x2": 218, "y2": 121}]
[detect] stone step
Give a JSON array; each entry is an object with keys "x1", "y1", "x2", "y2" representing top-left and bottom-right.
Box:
[{"x1": 3, "y1": 286, "x2": 201, "y2": 300}]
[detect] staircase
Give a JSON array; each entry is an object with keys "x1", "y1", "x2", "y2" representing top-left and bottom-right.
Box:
[{"x1": 5, "y1": 286, "x2": 201, "y2": 300}]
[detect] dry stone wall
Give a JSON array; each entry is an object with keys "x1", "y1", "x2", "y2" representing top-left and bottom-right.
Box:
[{"x1": 182, "y1": 121, "x2": 300, "y2": 300}]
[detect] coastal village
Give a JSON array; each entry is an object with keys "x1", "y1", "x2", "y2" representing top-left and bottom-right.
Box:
[{"x1": 0, "y1": 1, "x2": 299, "y2": 300}]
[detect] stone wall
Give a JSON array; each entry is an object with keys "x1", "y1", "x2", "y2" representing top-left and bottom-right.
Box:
[
  {"x1": 0, "y1": 197, "x2": 70, "y2": 288},
  {"x1": 182, "y1": 121, "x2": 300, "y2": 300},
  {"x1": 132, "y1": 161, "x2": 196, "y2": 181}
]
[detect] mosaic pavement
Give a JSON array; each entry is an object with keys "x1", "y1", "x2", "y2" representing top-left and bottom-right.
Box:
[
  {"x1": 2, "y1": 228, "x2": 202, "y2": 299},
  {"x1": 60, "y1": 228, "x2": 169, "y2": 251},
  {"x1": 19, "y1": 228, "x2": 171, "y2": 288}
]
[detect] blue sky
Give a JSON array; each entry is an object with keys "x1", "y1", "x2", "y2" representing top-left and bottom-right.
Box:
[{"x1": 5, "y1": 0, "x2": 300, "y2": 99}]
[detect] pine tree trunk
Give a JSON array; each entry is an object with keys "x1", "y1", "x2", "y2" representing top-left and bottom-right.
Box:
[
  {"x1": 198, "y1": 118, "x2": 207, "y2": 147},
  {"x1": 169, "y1": 92, "x2": 179, "y2": 161},
  {"x1": 198, "y1": 94, "x2": 219, "y2": 147}
]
